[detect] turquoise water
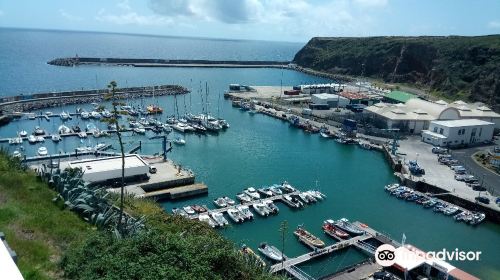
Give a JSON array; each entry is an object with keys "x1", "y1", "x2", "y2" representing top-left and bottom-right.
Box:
[{"x1": 0, "y1": 29, "x2": 499, "y2": 279}]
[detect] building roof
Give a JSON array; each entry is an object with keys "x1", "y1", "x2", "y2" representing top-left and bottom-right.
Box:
[
  {"x1": 384, "y1": 91, "x2": 418, "y2": 103},
  {"x1": 365, "y1": 102, "x2": 435, "y2": 121},
  {"x1": 422, "y1": 130, "x2": 448, "y2": 139},
  {"x1": 68, "y1": 155, "x2": 148, "y2": 173},
  {"x1": 406, "y1": 98, "x2": 460, "y2": 120},
  {"x1": 432, "y1": 119, "x2": 495, "y2": 127}
]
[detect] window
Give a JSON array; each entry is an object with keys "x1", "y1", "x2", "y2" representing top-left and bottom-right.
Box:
[
  {"x1": 433, "y1": 127, "x2": 438, "y2": 133},
  {"x1": 471, "y1": 128, "x2": 477, "y2": 136},
  {"x1": 439, "y1": 128, "x2": 444, "y2": 134}
]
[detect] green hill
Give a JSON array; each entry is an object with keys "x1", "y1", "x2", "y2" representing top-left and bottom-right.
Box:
[{"x1": 293, "y1": 36, "x2": 500, "y2": 110}]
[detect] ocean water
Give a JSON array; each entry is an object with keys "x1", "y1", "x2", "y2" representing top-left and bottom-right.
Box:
[{"x1": 0, "y1": 28, "x2": 499, "y2": 279}]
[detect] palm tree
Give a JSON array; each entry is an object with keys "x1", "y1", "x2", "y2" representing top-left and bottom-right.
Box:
[{"x1": 108, "y1": 81, "x2": 126, "y2": 233}]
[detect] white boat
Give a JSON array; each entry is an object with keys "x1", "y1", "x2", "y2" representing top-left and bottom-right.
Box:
[
  {"x1": 244, "y1": 187, "x2": 261, "y2": 200},
  {"x1": 269, "y1": 185, "x2": 283, "y2": 195},
  {"x1": 36, "y1": 136, "x2": 45, "y2": 142},
  {"x1": 281, "y1": 181, "x2": 296, "y2": 192},
  {"x1": 28, "y1": 135, "x2": 37, "y2": 144},
  {"x1": 19, "y1": 130, "x2": 28, "y2": 137},
  {"x1": 198, "y1": 213, "x2": 217, "y2": 228},
  {"x1": 94, "y1": 143, "x2": 107, "y2": 151},
  {"x1": 210, "y1": 212, "x2": 229, "y2": 227},
  {"x1": 213, "y1": 197, "x2": 227, "y2": 208},
  {"x1": 60, "y1": 111, "x2": 70, "y2": 120},
  {"x1": 27, "y1": 113, "x2": 36, "y2": 120},
  {"x1": 237, "y1": 205, "x2": 254, "y2": 220},
  {"x1": 45, "y1": 111, "x2": 53, "y2": 116},
  {"x1": 133, "y1": 127, "x2": 146, "y2": 134},
  {"x1": 263, "y1": 200, "x2": 279, "y2": 214},
  {"x1": 58, "y1": 125, "x2": 72, "y2": 134},
  {"x1": 90, "y1": 111, "x2": 101, "y2": 119},
  {"x1": 171, "y1": 122, "x2": 194, "y2": 133},
  {"x1": 298, "y1": 192, "x2": 311, "y2": 204},
  {"x1": 33, "y1": 126, "x2": 45, "y2": 136},
  {"x1": 227, "y1": 208, "x2": 244, "y2": 223},
  {"x1": 8, "y1": 137, "x2": 23, "y2": 145},
  {"x1": 12, "y1": 150, "x2": 22, "y2": 158},
  {"x1": 283, "y1": 194, "x2": 302, "y2": 208},
  {"x1": 303, "y1": 192, "x2": 317, "y2": 203},
  {"x1": 80, "y1": 111, "x2": 90, "y2": 119},
  {"x1": 76, "y1": 146, "x2": 92, "y2": 153},
  {"x1": 78, "y1": 132, "x2": 87, "y2": 138},
  {"x1": 252, "y1": 202, "x2": 270, "y2": 217},
  {"x1": 101, "y1": 110, "x2": 112, "y2": 118},
  {"x1": 258, "y1": 243, "x2": 283, "y2": 262},
  {"x1": 37, "y1": 146, "x2": 48, "y2": 156},
  {"x1": 51, "y1": 134, "x2": 61, "y2": 142},
  {"x1": 308, "y1": 190, "x2": 325, "y2": 200},
  {"x1": 183, "y1": 206, "x2": 195, "y2": 215},
  {"x1": 173, "y1": 137, "x2": 186, "y2": 145},
  {"x1": 236, "y1": 192, "x2": 252, "y2": 203},
  {"x1": 162, "y1": 124, "x2": 173, "y2": 133},
  {"x1": 223, "y1": 196, "x2": 236, "y2": 206},
  {"x1": 258, "y1": 188, "x2": 273, "y2": 197}
]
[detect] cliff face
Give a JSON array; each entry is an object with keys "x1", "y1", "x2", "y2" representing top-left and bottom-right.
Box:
[{"x1": 293, "y1": 36, "x2": 500, "y2": 111}]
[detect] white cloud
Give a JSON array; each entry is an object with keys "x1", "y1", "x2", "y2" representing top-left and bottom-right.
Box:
[
  {"x1": 488, "y1": 20, "x2": 500, "y2": 28},
  {"x1": 59, "y1": 9, "x2": 83, "y2": 21},
  {"x1": 96, "y1": 9, "x2": 173, "y2": 26},
  {"x1": 352, "y1": 0, "x2": 388, "y2": 7},
  {"x1": 117, "y1": 0, "x2": 132, "y2": 11}
]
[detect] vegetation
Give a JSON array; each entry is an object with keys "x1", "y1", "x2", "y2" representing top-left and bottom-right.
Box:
[
  {"x1": 0, "y1": 151, "x2": 278, "y2": 280},
  {"x1": 293, "y1": 36, "x2": 500, "y2": 110}
]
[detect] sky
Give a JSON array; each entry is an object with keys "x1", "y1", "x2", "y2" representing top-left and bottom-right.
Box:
[{"x1": 0, "y1": 0, "x2": 499, "y2": 42}]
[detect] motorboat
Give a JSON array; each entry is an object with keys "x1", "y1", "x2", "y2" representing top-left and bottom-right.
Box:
[
  {"x1": 12, "y1": 150, "x2": 22, "y2": 158},
  {"x1": 308, "y1": 190, "x2": 325, "y2": 200},
  {"x1": 78, "y1": 131, "x2": 87, "y2": 138},
  {"x1": 263, "y1": 200, "x2": 279, "y2": 214},
  {"x1": 283, "y1": 194, "x2": 302, "y2": 208},
  {"x1": 183, "y1": 206, "x2": 195, "y2": 215},
  {"x1": 227, "y1": 207, "x2": 244, "y2": 223},
  {"x1": 33, "y1": 126, "x2": 45, "y2": 136},
  {"x1": 90, "y1": 111, "x2": 101, "y2": 119},
  {"x1": 146, "y1": 104, "x2": 163, "y2": 115},
  {"x1": 269, "y1": 185, "x2": 283, "y2": 195},
  {"x1": 323, "y1": 220, "x2": 350, "y2": 239},
  {"x1": 258, "y1": 188, "x2": 273, "y2": 197},
  {"x1": 244, "y1": 187, "x2": 261, "y2": 200},
  {"x1": 51, "y1": 134, "x2": 61, "y2": 142},
  {"x1": 294, "y1": 226, "x2": 325, "y2": 248},
  {"x1": 223, "y1": 196, "x2": 236, "y2": 206},
  {"x1": 129, "y1": 120, "x2": 139, "y2": 128},
  {"x1": 94, "y1": 143, "x2": 107, "y2": 151},
  {"x1": 28, "y1": 135, "x2": 37, "y2": 144},
  {"x1": 469, "y1": 212, "x2": 486, "y2": 225},
  {"x1": 236, "y1": 192, "x2": 252, "y2": 203},
  {"x1": 443, "y1": 206, "x2": 460, "y2": 216},
  {"x1": 36, "y1": 136, "x2": 45, "y2": 142},
  {"x1": 213, "y1": 197, "x2": 227, "y2": 208},
  {"x1": 173, "y1": 137, "x2": 186, "y2": 145},
  {"x1": 27, "y1": 113, "x2": 36, "y2": 120},
  {"x1": 172, "y1": 122, "x2": 194, "y2": 133},
  {"x1": 162, "y1": 124, "x2": 173, "y2": 133},
  {"x1": 19, "y1": 130, "x2": 28, "y2": 137},
  {"x1": 45, "y1": 111, "x2": 53, "y2": 116},
  {"x1": 80, "y1": 111, "x2": 90, "y2": 119},
  {"x1": 60, "y1": 111, "x2": 70, "y2": 120},
  {"x1": 191, "y1": 205, "x2": 207, "y2": 213},
  {"x1": 58, "y1": 125, "x2": 72, "y2": 134},
  {"x1": 190, "y1": 123, "x2": 207, "y2": 133},
  {"x1": 37, "y1": 146, "x2": 48, "y2": 156},
  {"x1": 258, "y1": 243, "x2": 283, "y2": 262},
  {"x1": 281, "y1": 181, "x2": 296, "y2": 193},
  {"x1": 133, "y1": 126, "x2": 146, "y2": 134},
  {"x1": 198, "y1": 213, "x2": 217, "y2": 228},
  {"x1": 210, "y1": 212, "x2": 229, "y2": 227},
  {"x1": 101, "y1": 110, "x2": 112, "y2": 118},
  {"x1": 334, "y1": 218, "x2": 364, "y2": 235},
  {"x1": 171, "y1": 208, "x2": 188, "y2": 218},
  {"x1": 252, "y1": 202, "x2": 270, "y2": 217},
  {"x1": 72, "y1": 125, "x2": 81, "y2": 133},
  {"x1": 240, "y1": 245, "x2": 265, "y2": 267},
  {"x1": 218, "y1": 119, "x2": 230, "y2": 129},
  {"x1": 76, "y1": 146, "x2": 92, "y2": 153},
  {"x1": 236, "y1": 205, "x2": 254, "y2": 220}
]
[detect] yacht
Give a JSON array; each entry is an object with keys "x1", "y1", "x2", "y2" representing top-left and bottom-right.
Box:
[
  {"x1": 33, "y1": 126, "x2": 45, "y2": 136},
  {"x1": 227, "y1": 207, "x2": 244, "y2": 223},
  {"x1": 222, "y1": 196, "x2": 236, "y2": 206},
  {"x1": 80, "y1": 110, "x2": 90, "y2": 119},
  {"x1": 258, "y1": 188, "x2": 273, "y2": 197},
  {"x1": 90, "y1": 111, "x2": 101, "y2": 119},
  {"x1": 281, "y1": 181, "x2": 296, "y2": 193},
  {"x1": 28, "y1": 135, "x2": 37, "y2": 144},
  {"x1": 308, "y1": 190, "x2": 325, "y2": 200},
  {"x1": 257, "y1": 243, "x2": 283, "y2": 262},
  {"x1": 76, "y1": 146, "x2": 92, "y2": 153},
  {"x1": 58, "y1": 125, "x2": 72, "y2": 134},
  {"x1": 244, "y1": 187, "x2": 261, "y2": 200},
  {"x1": 334, "y1": 218, "x2": 364, "y2": 236},
  {"x1": 269, "y1": 185, "x2": 283, "y2": 195},
  {"x1": 210, "y1": 212, "x2": 229, "y2": 227},
  {"x1": 162, "y1": 124, "x2": 173, "y2": 133},
  {"x1": 183, "y1": 206, "x2": 196, "y2": 215},
  {"x1": 36, "y1": 136, "x2": 45, "y2": 142},
  {"x1": 236, "y1": 205, "x2": 254, "y2": 220},
  {"x1": 236, "y1": 192, "x2": 252, "y2": 203},
  {"x1": 51, "y1": 134, "x2": 61, "y2": 142},
  {"x1": 283, "y1": 194, "x2": 302, "y2": 208},
  {"x1": 60, "y1": 111, "x2": 70, "y2": 120},
  {"x1": 252, "y1": 202, "x2": 270, "y2": 217},
  {"x1": 198, "y1": 213, "x2": 217, "y2": 228},
  {"x1": 101, "y1": 110, "x2": 112, "y2": 118},
  {"x1": 37, "y1": 146, "x2": 48, "y2": 156},
  {"x1": 19, "y1": 130, "x2": 28, "y2": 137},
  {"x1": 213, "y1": 197, "x2": 227, "y2": 208},
  {"x1": 263, "y1": 200, "x2": 279, "y2": 214}
]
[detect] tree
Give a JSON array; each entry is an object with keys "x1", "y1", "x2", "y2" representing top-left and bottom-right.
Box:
[{"x1": 108, "y1": 81, "x2": 126, "y2": 234}]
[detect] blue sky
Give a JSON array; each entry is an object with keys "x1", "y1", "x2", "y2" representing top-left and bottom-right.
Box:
[{"x1": 0, "y1": 0, "x2": 499, "y2": 42}]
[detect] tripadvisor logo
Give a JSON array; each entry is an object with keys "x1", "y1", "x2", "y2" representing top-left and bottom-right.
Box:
[{"x1": 375, "y1": 244, "x2": 482, "y2": 267}]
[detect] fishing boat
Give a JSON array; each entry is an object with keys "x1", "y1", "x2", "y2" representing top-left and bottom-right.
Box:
[
  {"x1": 281, "y1": 181, "x2": 296, "y2": 193},
  {"x1": 240, "y1": 244, "x2": 265, "y2": 266},
  {"x1": 183, "y1": 206, "x2": 195, "y2": 215},
  {"x1": 28, "y1": 135, "x2": 37, "y2": 144},
  {"x1": 147, "y1": 104, "x2": 163, "y2": 114},
  {"x1": 236, "y1": 192, "x2": 252, "y2": 203},
  {"x1": 60, "y1": 111, "x2": 70, "y2": 120},
  {"x1": 244, "y1": 187, "x2": 260, "y2": 200},
  {"x1": 191, "y1": 205, "x2": 207, "y2": 213},
  {"x1": 258, "y1": 188, "x2": 273, "y2": 197},
  {"x1": 294, "y1": 226, "x2": 325, "y2": 248},
  {"x1": 19, "y1": 130, "x2": 28, "y2": 137},
  {"x1": 37, "y1": 146, "x2": 48, "y2": 156},
  {"x1": 223, "y1": 196, "x2": 236, "y2": 206},
  {"x1": 237, "y1": 205, "x2": 254, "y2": 220},
  {"x1": 252, "y1": 202, "x2": 270, "y2": 217},
  {"x1": 258, "y1": 243, "x2": 283, "y2": 262},
  {"x1": 269, "y1": 185, "x2": 283, "y2": 195},
  {"x1": 227, "y1": 207, "x2": 244, "y2": 223},
  {"x1": 323, "y1": 220, "x2": 350, "y2": 239},
  {"x1": 263, "y1": 200, "x2": 279, "y2": 214},
  {"x1": 334, "y1": 218, "x2": 364, "y2": 236},
  {"x1": 173, "y1": 137, "x2": 186, "y2": 145},
  {"x1": 51, "y1": 134, "x2": 61, "y2": 142},
  {"x1": 33, "y1": 126, "x2": 45, "y2": 136},
  {"x1": 469, "y1": 212, "x2": 486, "y2": 225},
  {"x1": 198, "y1": 213, "x2": 217, "y2": 228},
  {"x1": 210, "y1": 212, "x2": 229, "y2": 227},
  {"x1": 213, "y1": 197, "x2": 227, "y2": 208}
]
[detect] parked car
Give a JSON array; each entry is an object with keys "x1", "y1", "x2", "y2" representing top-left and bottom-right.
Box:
[
  {"x1": 454, "y1": 167, "x2": 467, "y2": 174},
  {"x1": 475, "y1": 196, "x2": 490, "y2": 204},
  {"x1": 472, "y1": 185, "x2": 486, "y2": 192},
  {"x1": 432, "y1": 147, "x2": 448, "y2": 154}
]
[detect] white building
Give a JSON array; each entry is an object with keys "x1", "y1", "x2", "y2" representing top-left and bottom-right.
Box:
[
  {"x1": 300, "y1": 83, "x2": 342, "y2": 94},
  {"x1": 422, "y1": 119, "x2": 495, "y2": 147},
  {"x1": 364, "y1": 103, "x2": 435, "y2": 133},
  {"x1": 311, "y1": 93, "x2": 349, "y2": 108}
]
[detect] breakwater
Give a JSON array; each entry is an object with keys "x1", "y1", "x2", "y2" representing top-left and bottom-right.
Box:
[
  {"x1": 0, "y1": 84, "x2": 188, "y2": 113},
  {"x1": 48, "y1": 57, "x2": 291, "y2": 68}
]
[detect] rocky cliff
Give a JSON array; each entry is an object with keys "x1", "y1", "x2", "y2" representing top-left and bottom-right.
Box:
[{"x1": 293, "y1": 36, "x2": 500, "y2": 111}]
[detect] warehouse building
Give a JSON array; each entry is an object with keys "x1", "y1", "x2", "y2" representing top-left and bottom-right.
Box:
[
  {"x1": 421, "y1": 119, "x2": 495, "y2": 147},
  {"x1": 383, "y1": 90, "x2": 418, "y2": 104},
  {"x1": 310, "y1": 93, "x2": 349, "y2": 109},
  {"x1": 364, "y1": 102, "x2": 435, "y2": 133}
]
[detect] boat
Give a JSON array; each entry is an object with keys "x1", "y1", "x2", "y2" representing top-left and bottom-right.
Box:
[
  {"x1": 94, "y1": 143, "x2": 107, "y2": 151},
  {"x1": 282, "y1": 194, "x2": 302, "y2": 208},
  {"x1": 173, "y1": 137, "x2": 186, "y2": 145},
  {"x1": 190, "y1": 123, "x2": 207, "y2": 133},
  {"x1": 298, "y1": 192, "x2": 311, "y2": 204},
  {"x1": 183, "y1": 206, "x2": 195, "y2": 215},
  {"x1": 423, "y1": 199, "x2": 438, "y2": 208},
  {"x1": 33, "y1": 126, "x2": 45, "y2": 136},
  {"x1": 319, "y1": 128, "x2": 333, "y2": 138},
  {"x1": 308, "y1": 190, "x2": 325, "y2": 200},
  {"x1": 244, "y1": 187, "x2": 261, "y2": 200},
  {"x1": 171, "y1": 208, "x2": 188, "y2": 217},
  {"x1": 101, "y1": 110, "x2": 112, "y2": 118},
  {"x1": 133, "y1": 126, "x2": 146, "y2": 134},
  {"x1": 37, "y1": 146, "x2": 48, "y2": 156},
  {"x1": 162, "y1": 124, "x2": 173, "y2": 133},
  {"x1": 210, "y1": 212, "x2": 229, "y2": 227},
  {"x1": 12, "y1": 150, "x2": 22, "y2": 158},
  {"x1": 78, "y1": 131, "x2": 87, "y2": 138},
  {"x1": 8, "y1": 137, "x2": 23, "y2": 145},
  {"x1": 469, "y1": 212, "x2": 486, "y2": 225},
  {"x1": 198, "y1": 213, "x2": 217, "y2": 228},
  {"x1": 58, "y1": 125, "x2": 72, "y2": 134},
  {"x1": 90, "y1": 111, "x2": 101, "y2": 119},
  {"x1": 76, "y1": 146, "x2": 92, "y2": 153},
  {"x1": 80, "y1": 111, "x2": 90, "y2": 119},
  {"x1": 237, "y1": 205, "x2": 254, "y2": 220},
  {"x1": 323, "y1": 220, "x2": 350, "y2": 239},
  {"x1": 281, "y1": 181, "x2": 296, "y2": 193},
  {"x1": 263, "y1": 199, "x2": 279, "y2": 214},
  {"x1": 223, "y1": 196, "x2": 236, "y2": 206},
  {"x1": 72, "y1": 125, "x2": 81, "y2": 133},
  {"x1": 19, "y1": 130, "x2": 28, "y2": 137},
  {"x1": 218, "y1": 119, "x2": 230, "y2": 129},
  {"x1": 27, "y1": 113, "x2": 36, "y2": 120},
  {"x1": 385, "y1": 183, "x2": 400, "y2": 192},
  {"x1": 227, "y1": 207, "x2": 244, "y2": 223},
  {"x1": 252, "y1": 202, "x2": 270, "y2": 217},
  {"x1": 334, "y1": 218, "x2": 364, "y2": 236},
  {"x1": 146, "y1": 104, "x2": 163, "y2": 114},
  {"x1": 60, "y1": 111, "x2": 70, "y2": 120},
  {"x1": 36, "y1": 136, "x2": 45, "y2": 142},
  {"x1": 269, "y1": 185, "x2": 283, "y2": 195},
  {"x1": 213, "y1": 197, "x2": 227, "y2": 208},
  {"x1": 191, "y1": 205, "x2": 207, "y2": 213},
  {"x1": 294, "y1": 226, "x2": 325, "y2": 248},
  {"x1": 28, "y1": 135, "x2": 37, "y2": 144},
  {"x1": 236, "y1": 192, "x2": 252, "y2": 203},
  {"x1": 51, "y1": 134, "x2": 61, "y2": 142},
  {"x1": 258, "y1": 188, "x2": 273, "y2": 197},
  {"x1": 257, "y1": 243, "x2": 283, "y2": 262},
  {"x1": 240, "y1": 244, "x2": 265, "y2": 266},
  {"x1": 443, "y1": 206, "x2": 460, "y2": 216},
  {"x1": 45, "y1": 111, "x2": 53, "y2": 116}
]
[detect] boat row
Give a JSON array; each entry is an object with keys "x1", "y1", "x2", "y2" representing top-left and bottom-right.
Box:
[{"x1": 385, "y1": 184, "x2": 486, "y2": 225}]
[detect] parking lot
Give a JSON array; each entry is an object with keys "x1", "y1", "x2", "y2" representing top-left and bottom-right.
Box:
[{"x1": 397, "y1": 137, "x2": 500, "y2": 210}]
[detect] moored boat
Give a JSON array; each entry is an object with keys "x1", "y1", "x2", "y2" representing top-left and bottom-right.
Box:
[
  {"x1": 257, "y1": 243, "x2": 283, "y2": 262},
  {"x1": 323, "y1": 220, "x2": 350, "y2": 239},
  {"x1": 183, "y1": 206, "x2": 196, "y2": 215},
  {"x1": 236, "y1": 192, "x2": 252, "y2": 203},
  {"x1": 37, "y1": 146, "x2": 48, "y2": 156},
  {"x1": 244, "y1": 187, "x2": 261, "y2": 200},
  {"x1": 252, "y1": 202, "x2": 270, "y2": 217},
  {"x1": 227, "y1": 207, "x2": 244, "y2": 223},
  {"x1": 210, "y1": 212, "x2": 229, "y2": 227},
  {"x1": 294, "y1": 225, "x2": 325, "y2": 248},
  {"x1": 241, "y1": 244, "x2": 266, "y2": 266},
  {"x1": 237, "y1": 205, "x2": 254, "y2": 220},
  {"x1": 213, "y1": 197, "x2": 227, "y2": 208},
  {"x1": 334, "y1": 218, "x2": 364, "y2": 235},
  {"x1": 198, "y1": 213, "x2": 217, "y2": 228},
  {"x1": 223, "y1": 196, "x2": 236, "y2": 206},
  {"x1": 191, "y1": 204, "x2": 207, "y2": 213}
]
